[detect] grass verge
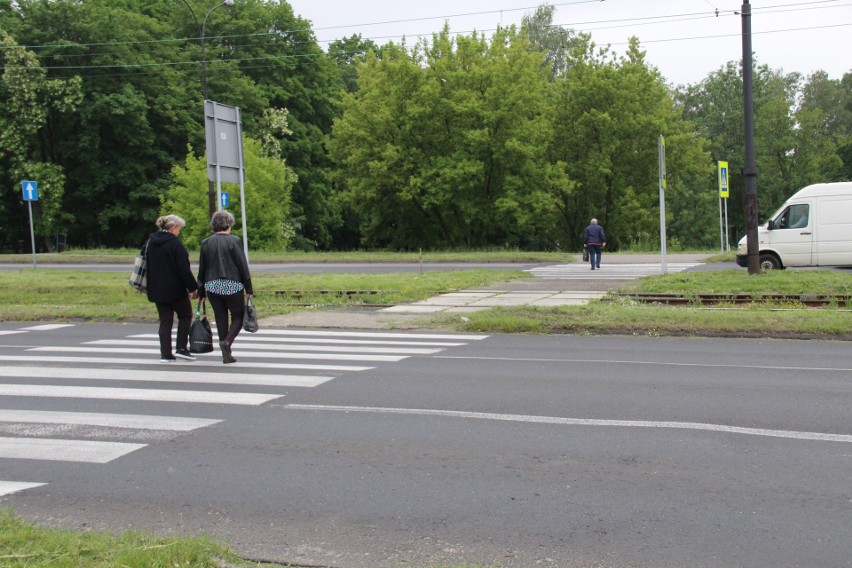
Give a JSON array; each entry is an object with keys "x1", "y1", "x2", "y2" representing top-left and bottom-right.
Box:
[
  {"x1": 0, "y1": 509, "x2": 265, "y2": 568},
  {"x1": 452, "y1": 270, "x2": 852, "y2": 339},
  {"x1": 453, "y1": 301, "x2": 852, "y2": 338},
  {"x1": 618, "y1": 268, "x2": 852, "y2": 296},
  {"x1": 0, "y1": 269, "x2": 528, "y2": 322},
  {"x1": 0, "y1": 509, "x2": 493, "y2": 568}
]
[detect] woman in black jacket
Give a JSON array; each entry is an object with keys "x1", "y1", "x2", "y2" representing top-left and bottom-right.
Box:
[
  {"x1": 197, "y1": 210, "x2": 253, "y2": 364},
  {"x1": 145, "y1": 215, "x2": 198, "y2": 362}
]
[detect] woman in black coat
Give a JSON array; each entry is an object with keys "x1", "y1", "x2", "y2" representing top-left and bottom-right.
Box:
[
  {"x1": 145, "y1": 214, "x2": 198, "y2": 362},
  {"x1": 197, "y1": 210, "x2": 253, "y2": 364}
]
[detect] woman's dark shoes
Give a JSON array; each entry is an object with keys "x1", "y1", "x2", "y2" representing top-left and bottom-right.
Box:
[{"x1": 219, "y1": 340, "x2": 236, "y2": 364}]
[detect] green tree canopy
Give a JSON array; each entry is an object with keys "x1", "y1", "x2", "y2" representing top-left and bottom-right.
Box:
[
  {"x1": 329, "y1": 25, "x2": 570, "y2": 250},
  {"x1": 163, "y1": 137, "x2": 295, "y2": 251}
]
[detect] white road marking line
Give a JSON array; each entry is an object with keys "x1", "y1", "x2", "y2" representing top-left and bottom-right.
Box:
[
  {"x1": 85, "y1": 339, "x2": 441, "y2": 355},
  {"x1": 0, "y1": 331, "x2": 25, "y2": 336},
  {"x1": 0, "y1": 384, "x2": 281, "y2": 406},
  {"x1": 0, "y1": 366, "x2": 332, "y2": 388},
  {"x1": 287, "y1": 405, "x2": 852, "y2": 444},
  {"x1": 27, "y1": 346, "x2": 407, "y2": 362},
  {"x1": 0, "y1": 437, "x2": 146, "y2": 463},
  {"x1": 0, "y1": 355, "x2": 372, "y2": 372},
  {"x1": 0, "y1": 410, "x2": 221, "y2": 431},
  {"x1": 128, "y1": 333, "x2": 465, "y2": 347},
  {"x1": 254, "y1": 329, "x2": 489, "y2": 340},
  {"x1": 17, "y1": 324, "x2": 75, "y2": 331},
  {"x1": 434, "y1": 355, "x2": 852, "y2": 373},
  {"x1": 0, "y1": 481, "x2": 47, "y2": 497}
]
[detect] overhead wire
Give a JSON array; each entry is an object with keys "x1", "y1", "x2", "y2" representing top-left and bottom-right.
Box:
[{"x1": 1, "y1": 0, "x2": 848, "y2": 75}]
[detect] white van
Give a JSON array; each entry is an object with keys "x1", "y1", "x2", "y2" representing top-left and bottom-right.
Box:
[{"x1": 736, "y1": 182, "x2": 852, "y2": 270}]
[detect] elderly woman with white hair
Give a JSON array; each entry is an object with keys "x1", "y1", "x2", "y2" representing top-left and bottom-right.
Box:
[
  {"x1": 144, "y1": 214, "x2": 199, "y2": 362},
  {"x1": 197, "y1": 210, "x2": 253, "y2": 364}
]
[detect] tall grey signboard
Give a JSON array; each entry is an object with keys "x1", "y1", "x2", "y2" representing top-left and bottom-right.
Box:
[{"x1": 204, "y1": 100, "x2": 249, "y2": 261}]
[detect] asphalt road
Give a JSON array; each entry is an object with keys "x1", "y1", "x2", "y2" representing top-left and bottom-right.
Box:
[{"x1": 1, "y1": 323, "x2": 850, "y2": 567}]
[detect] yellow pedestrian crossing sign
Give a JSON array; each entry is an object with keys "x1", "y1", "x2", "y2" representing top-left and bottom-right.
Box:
[{"x1": 718, "y1": 161, "x2": 729, "y2": 198}]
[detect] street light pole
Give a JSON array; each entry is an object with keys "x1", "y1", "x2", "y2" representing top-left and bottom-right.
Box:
[
  {"x1": 201, "y1": 0, "x2": 233, "y2": 101},
  {"x1": 178, "y1": 0, "x2": 233, "y2": 218}
]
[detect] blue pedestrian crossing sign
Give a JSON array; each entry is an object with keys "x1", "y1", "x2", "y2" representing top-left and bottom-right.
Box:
[
  {"x1": 22, "y1": 181, "x2": 39, "y2": 201},
  {"x1": 220, "y1": 192, "x2": 230, "y2": 207}
]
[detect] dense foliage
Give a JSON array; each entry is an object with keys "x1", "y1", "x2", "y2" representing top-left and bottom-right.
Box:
[{"x1": 0, "y1": 1, "x2": 848, "y2": 252}]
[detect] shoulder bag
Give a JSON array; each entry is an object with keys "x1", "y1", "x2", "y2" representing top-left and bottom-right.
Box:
[
  {"x1": 129, "y1": 240, "x2": 149, "y2": 292},
  {"x1": 189, "y1": 300, "x2": 215, "y2": 353}
]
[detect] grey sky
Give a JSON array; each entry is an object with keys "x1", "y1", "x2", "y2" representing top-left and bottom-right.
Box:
[{"x1": 292, "y1": 0, "x2": 851, "y2": 86}]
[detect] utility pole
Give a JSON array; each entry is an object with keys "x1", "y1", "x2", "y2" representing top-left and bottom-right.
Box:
[{"x1": 741, "y1": 1, "x2": 760, "y2": 274}]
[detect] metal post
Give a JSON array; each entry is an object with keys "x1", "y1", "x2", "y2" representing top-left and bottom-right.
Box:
[
  {"x1": 658, "y1": 134, "x2": 667, "y2": 275},
  {"x1": 27, "y1": 200, "x2": 36, "y2": 269},
  {"x1": 724, "y1": 199, "x2": 730, "y2": 252},
  {"x1": 180, "y1": 0, "x2": 233, "y2": 220},
  {"x1": 235, "y1": 106, "x2": 249, "y2": 263},
  {"x1": 742, "y1": 1, "x2": 760, "y2": 273},
  {"x1": 719, "y1": 196, "x2": 724, "y2": 254}
]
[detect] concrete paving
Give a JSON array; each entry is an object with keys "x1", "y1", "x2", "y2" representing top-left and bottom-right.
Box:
[{"x1": 262, "y1": 253, "x2": 714, "y2": 330}]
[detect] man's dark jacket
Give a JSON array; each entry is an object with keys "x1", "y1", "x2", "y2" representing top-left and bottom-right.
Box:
[
  {"x1": 144, "y1": 231, "x2": 198, "y2": 303},
  {"x1": 197, "y1": 233, "x2": 253, "y2": 297},
  {"x1": 584, "y1": 224, "x2": 606, "y2": 245}
]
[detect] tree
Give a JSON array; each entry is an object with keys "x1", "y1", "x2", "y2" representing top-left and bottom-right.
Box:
[
  {"x1": 678, "y1": 61, "x2": 846, "y2": 239},
  {"x1": 163, "y1": 137, "x2": 295, "y2": 250},
  {"x1": 521, "y1": 3, "x2": 579, "y2": 79},
  {"x1": 552, "y1": 37, "x2": 712, "y2": 249},
  {"x1": 0, "y1": 28, "x2": 82, "y2": 251},
  {"x1": 329, "y1": 25, "x2": 570, "y2": 250},
  {"x1": 328, "y1": 34, "x2": 381, "y2": 93}
]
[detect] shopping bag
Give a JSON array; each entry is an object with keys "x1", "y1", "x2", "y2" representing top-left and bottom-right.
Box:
[
  {"x1": 129, "y1": 240, "x2": 149, "y2": 292},
  {"x1": 582, "y1": 247, "x2": 589, "y2": 262},
  {"x1": 243, "y1": 297, "x2": 259, "y2": 333},
  {"x1": 189, "y1": 300, "x2": 214, "y2": 353}
]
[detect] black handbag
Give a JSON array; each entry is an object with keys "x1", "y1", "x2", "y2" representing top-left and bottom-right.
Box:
[
  {"x1": 189, "y1": 300, "x2": 214, "y2": 353},
  {"x1": 129, "y1": 240, "x2": 149, "y2": 292},
  {"x1": 243, "y1": 297, "x2": 259, "y2": 333}
]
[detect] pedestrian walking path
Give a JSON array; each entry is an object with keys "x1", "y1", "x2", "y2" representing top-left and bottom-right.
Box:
[
  {"x1": 0, "y1": 323, "x2": 485, "y2": 498},
  {"x1": 526, "y1": 262, "x2": 703, "y2": 280},
  {"x1": 379, "y1": 258, "x2": 704, "y2": 315}
]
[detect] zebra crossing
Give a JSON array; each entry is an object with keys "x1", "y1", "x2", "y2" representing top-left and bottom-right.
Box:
[
  {"x1": 526, "y1": 262, "x2": 703, "y2": 280},
  {"x1": 0, "y1": 324, "x2": 487, "y2": 497}
]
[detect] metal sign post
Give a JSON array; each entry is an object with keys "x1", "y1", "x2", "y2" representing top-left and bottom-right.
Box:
[
  {"x1": 205, "y1": 101, "x2": 249, "y2": 263},
  {"x1": 658, "y1": 135, "x2": 667, "y2": 274},
  {"x1": 22, "y1": 181, "x2": 38, "y2": 268},
  {"x1": 718, "y1": 161, "x2": 730, "y2": 252}
]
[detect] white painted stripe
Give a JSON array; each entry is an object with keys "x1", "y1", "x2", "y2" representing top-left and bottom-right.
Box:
[
  {"x1": 0, "y1": 410, "x2": 221, "y2": 431},
  {"x1": 86, "y1": 339, "x2": 441, "y2": 355},
  {"x1": 0, "y1": 355, "x2": 372, "y2": 372},
  {"x1": 128, "y1": 333, "x2": 465, "y2": 347},
  {"x1": 435, "y1": 355, "x2": 852, "y2": 374},
  {"x1": 0, "y1": 481, "x2": 47, "y2": 497},
  {"x1": 255, "y1": 329, "x2": 489, "y2": 340},
  {"x1": 0, "y1": 366, "x2": 332, "y2": 388},
  {"x1": 0, "y1": 437, "x2": 146, "y2": 463},
  {"x1": 28, "y1": 346, "x2": 406, "y2": 362},
  {"x1": 0, "y1": 384, "x2": 281, "y2": 406},
  {"x1": 0, "y1": 331, "x2": 25, "y2": 336},
  {"x1": 287, "y1": 405, "x2": 852, "y2": 444},
  {"x1": 18, "y1": 324, "x2": 75, "y2": 331}
]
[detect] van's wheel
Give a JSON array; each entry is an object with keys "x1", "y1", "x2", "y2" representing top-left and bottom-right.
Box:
[{"x1": 759, "y1": 253, "x2": 782, "y2": 270}]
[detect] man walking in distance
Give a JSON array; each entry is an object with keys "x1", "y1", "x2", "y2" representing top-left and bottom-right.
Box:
[{"x1": 583, "y1": 218, "x2": 606, "y2": 270}]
